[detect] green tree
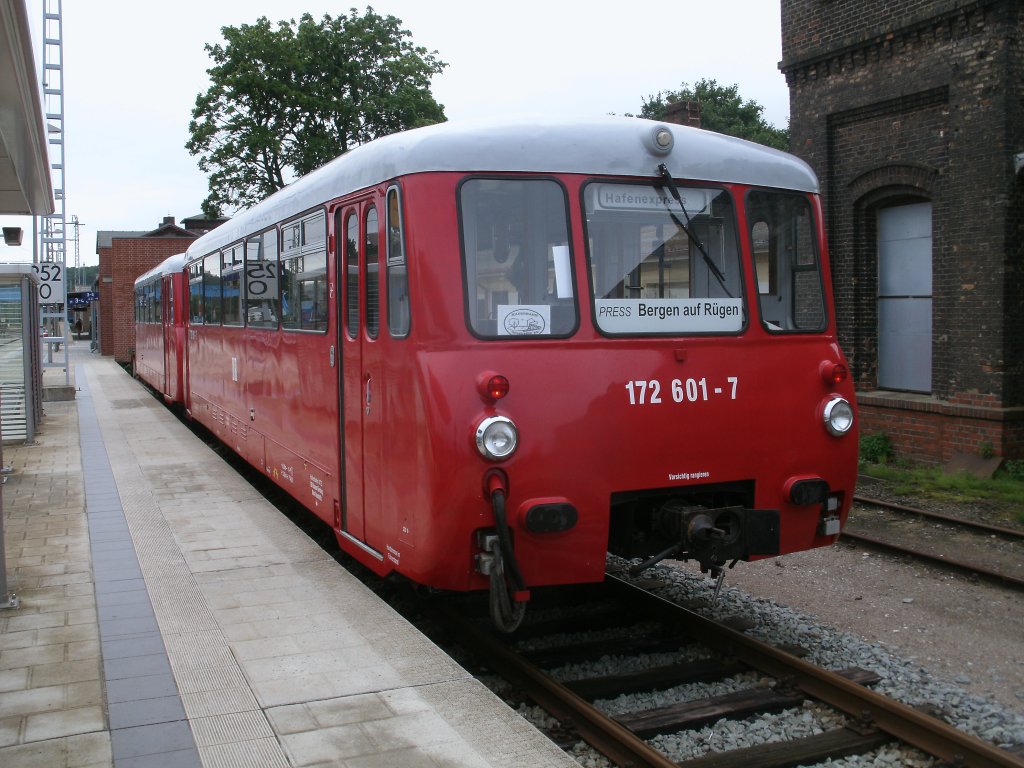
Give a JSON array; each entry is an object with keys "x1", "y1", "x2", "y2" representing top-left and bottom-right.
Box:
[
  {"x1": 640, "y1": 79, "x2": 789, "y2": 151},
  {"x1": 187, "y1": 7, "x2": 447, "y2": 216}
]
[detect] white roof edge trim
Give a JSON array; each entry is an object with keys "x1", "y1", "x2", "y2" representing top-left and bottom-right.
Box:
[
  {"x1": 134, "y1": 252, "x2": 188, "y2": 287},
  {"x1": 185, "y1": 116, "x2": 818, "y2": 261}
]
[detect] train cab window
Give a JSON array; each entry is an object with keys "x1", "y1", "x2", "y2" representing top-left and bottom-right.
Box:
[
  {"x1": 386, "y1": 187, "x2": 410, "y2": 337},
  {"x1": 222, "y1": 245, "x2": 244, "y2": 326},
  {"x1": 188, "y1": 262, "x2": 203, "y2": 323},
  {"x1": 745, "y1": 191, "x2": 825, "y2": 332},
  {"x1": 584, "y1": 182, "x2": 743, "y2": 335},
  {"x1": 203, "y1": 252, "x2": 222, "y2": 325},
  {"x1": 345, "y1": 212, "x2": 359, "y2": 339},
  {"x1": 153, "y1": 281, "x2": 162, "y2": 325},
  {"x1": 244, "y1": 230, "x2": 279, "y2": 328},
  {"x1": 281, "y1": 210, "x2": 328, "y2": 332},
  {"x1": 365, "y1": 206, "x2": 380, "y2": 338},
  {"x1": 459, "y1": 178, "x2": 576, "y2": 338}
]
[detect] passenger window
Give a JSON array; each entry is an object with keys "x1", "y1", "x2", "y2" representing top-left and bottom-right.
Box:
[
  {"x1": 281, "y1": 211, "x2": 328, "y2": 332},
  {"x1": 365, "y1": 206, "x2": 379, "y2": 338},
  {"x1": 245, "y1": 230, "x2": 279, "y2": 328},
  {"x1": 188, "y1": 262, "x2": 203, "y2": 323},
  {"x1": 386, "y1": 187, "x2": 410, "y2": 337},
  {"x1": 459, "y1": 178, "x2": 577, "y2": 338},
  {"x1": 345, "y1": 212, "x2": 359, "y2": 339},
  {"x1": 222, "y1": 245, "x2": 244, "y2": 326},
  {"x1": 745, "y1": 191, "x2": 825, "y2": 332},
  {"x1": 584, "y1": 182, "x2": 743, "y2": 335},
  {"x1": 203, "y1": 252, "x2": 222, "y2": 325},
  {"x1": 154, "y1": 281, "x2": 162, "y2": 324}
]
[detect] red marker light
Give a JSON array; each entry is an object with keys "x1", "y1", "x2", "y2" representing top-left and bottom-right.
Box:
[
  {"x1": 477, "y1": 371, "x2": 511, "y2": 401},
  {"x1": 487, "y1": 375, "x2": 510, "y2": 400},
  {"x1": 819, "y1": 361, "x2": 848, "y2": 385}
]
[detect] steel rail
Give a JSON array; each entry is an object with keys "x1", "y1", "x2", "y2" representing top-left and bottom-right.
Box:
[
  {"x1": 853, "y1": 495, "x2": 1024, "y2": 540},
  {"x1": 605, "y1": 574, "x2": 1024, "y2": 768},
  {"x1": 433, "y1": 601, "x2": 679, "y2": 768},
  {"x1": 839, "y1": 529, "x2": 1024, "y2": 590}
]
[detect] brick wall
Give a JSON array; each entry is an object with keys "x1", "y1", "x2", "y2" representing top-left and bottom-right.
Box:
[
  {"x1": 97, "y1": 236, "x2": 193, "y2": 363},
  {"x1": 781, "y1": 0, "x2": 1024, "y2": 462}
]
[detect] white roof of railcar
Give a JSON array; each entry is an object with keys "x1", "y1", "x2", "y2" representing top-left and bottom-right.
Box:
[
  {"x1": 186, "y1": 116, "x2": 819, "y2": 260},
  {"x1": 134, "y1": 251, "x2": 188, "y2": 287}
]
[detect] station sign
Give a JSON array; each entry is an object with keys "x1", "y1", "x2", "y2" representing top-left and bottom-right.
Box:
[{"x1": 32, "y1": 262, "x2": 64, "y2": 303}]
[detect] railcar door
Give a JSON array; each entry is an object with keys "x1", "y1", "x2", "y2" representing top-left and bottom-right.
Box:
[
  {"x1": 162, "y1": 275, "x2": 174, "y2": 398},
  {"x1": 336, "y1": 202, "x2": 384, "y2": 551}
]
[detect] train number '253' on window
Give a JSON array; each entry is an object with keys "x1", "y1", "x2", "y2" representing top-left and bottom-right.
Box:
[{"x1": 625, "y1": 377, "x2": 738, "y2": 405}]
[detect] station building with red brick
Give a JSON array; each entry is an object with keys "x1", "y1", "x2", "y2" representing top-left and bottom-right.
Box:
[
  {"x1": 95, "y1": 215, "x2": 223, "y2": 363},
  {"x1": 780, "y1": 0, "x2": 1024, "y2": 463}
]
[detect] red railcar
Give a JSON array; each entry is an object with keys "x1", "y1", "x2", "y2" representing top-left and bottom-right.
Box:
[
  {"x1": 138, "y1": 117, "x2": 857, "y2": 630},
  {"x1": 133, "y1": 252, "x2": 187, "y2": 405}
]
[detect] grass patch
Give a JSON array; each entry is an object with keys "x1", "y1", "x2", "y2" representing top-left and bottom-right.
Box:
[{"x1": 860, "y1": 462, "x2": 1024, "y2": 523}]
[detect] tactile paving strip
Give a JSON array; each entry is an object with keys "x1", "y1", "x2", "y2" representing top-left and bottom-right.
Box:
[{"x1": 77, "y1": 373, "x2": 203, "y2": 766}]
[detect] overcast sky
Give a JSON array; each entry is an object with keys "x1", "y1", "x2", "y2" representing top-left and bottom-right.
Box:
[{"x1": 7, "y1": 0, "x2": 789, "y2": 268}]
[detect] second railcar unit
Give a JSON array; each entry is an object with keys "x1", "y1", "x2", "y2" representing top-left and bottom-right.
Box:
[
  {"x1": 137, "y1": 117, "x2": 858, "y2": 630},
  {"x1": 134, "y1": 252, "x2": 187, "y2": 405}
]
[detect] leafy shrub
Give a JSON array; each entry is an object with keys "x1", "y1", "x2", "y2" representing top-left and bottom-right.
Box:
[
  {"x1": 859, "y1": 433, "x2": 893, "y2": 465},
  {"x1": 1002, "y1": 459, "x2": 1024, "y2": 481}
]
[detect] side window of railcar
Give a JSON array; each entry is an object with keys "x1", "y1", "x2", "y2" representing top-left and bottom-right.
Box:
[
  {"x1": 386, "y1": 187, "x2": 410, "y2": 337},
  {"x1": 188, "y1": 262, "x2": 204, "y2": 324},
  {"x1": 345, "y1": 212, "x2": 359, "y2": 339},
  {"x1": 154, "y1": 280, "x2": 162, "y2": 325},
  {"x1": 203, "y1": 253, "x2": 222, "y2": 325},
  {"x1": 222, "y1": 245, "x2": 244, "y2": 326},
  {"x1": 745, "y1": 191, "x2": 825, "y2": 332},
  {"x1": 365, "y1": 206, "x2": 380, "y2": 339},
  {"x1": 281, "y1": 212, "x2": 328, "y2": 332},
  {"x1": 244, "y1": 230, "x2": 279, "y2": 328},
  {"x1": 459, "y1": 178, "x2": 576, "y2": 338},
  {"x1": 584, "y1": 182, "x2": 743, "y2": 335}
]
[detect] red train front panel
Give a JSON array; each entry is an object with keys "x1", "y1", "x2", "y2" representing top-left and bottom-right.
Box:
[{"x1": 335, "y1": 171, "x2": 857, "y2": 594}]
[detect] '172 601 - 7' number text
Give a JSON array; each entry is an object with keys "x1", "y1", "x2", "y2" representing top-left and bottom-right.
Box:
[{"x1": 625, "y1": 377, "x2": 738, "y2": 405}]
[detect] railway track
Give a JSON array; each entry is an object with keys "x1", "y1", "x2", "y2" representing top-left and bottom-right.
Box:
[
  {"x1": 844, "y1": 495, "x2": 1024, "y2": 591},
  {"x1": 431, "y1": 574, "x2": 1024, "y2": 768}
]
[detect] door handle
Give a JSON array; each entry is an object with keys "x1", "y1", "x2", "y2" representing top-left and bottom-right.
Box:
[{"x1": 364, "y1": 375, "x2": 372, "y2": 415}]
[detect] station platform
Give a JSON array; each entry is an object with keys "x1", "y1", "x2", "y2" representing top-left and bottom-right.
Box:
[{"x1": 0, "y1": 344, "x2": 576, "y2": 767}]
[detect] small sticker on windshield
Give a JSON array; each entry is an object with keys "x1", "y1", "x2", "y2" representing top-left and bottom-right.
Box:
[{"x1": 498, "y1": 305, "x2": 551, "y2": 335}]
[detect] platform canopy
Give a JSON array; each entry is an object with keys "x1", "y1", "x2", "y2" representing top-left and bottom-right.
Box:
[{"x1": 0, "y1": 0, "x2": 54, "y2": 215}]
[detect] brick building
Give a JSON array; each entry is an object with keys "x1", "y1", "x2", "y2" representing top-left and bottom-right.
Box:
[
  {"x1": 96, "y1": 215, "x2": 223, "y2": 363},
  {"x1": 779, "y1": 0, "x2": 1024, "y2": 463}
]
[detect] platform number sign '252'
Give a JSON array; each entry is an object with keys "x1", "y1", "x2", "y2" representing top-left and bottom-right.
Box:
[{"x1": 32, "y1": 263, "x2": 64, "y2": 303}]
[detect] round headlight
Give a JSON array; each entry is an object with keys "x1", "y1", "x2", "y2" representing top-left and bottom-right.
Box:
[
  {"x1": 822, "y1": 397, "x2": 855, "y2": 436},
  {"x1": 476, "y1": 416, "x2": 519, "y2": 461}
]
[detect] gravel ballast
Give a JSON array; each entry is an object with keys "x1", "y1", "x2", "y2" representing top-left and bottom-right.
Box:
[{"x1": 500, "y1": 549, "x2": 1024, "y2": 767}]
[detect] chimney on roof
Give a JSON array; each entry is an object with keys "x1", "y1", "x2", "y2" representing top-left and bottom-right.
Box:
[
  {"x1": 162, "y1": 216, "x2": 176, "y2": 227},
  {"x1": 664, "y1": 100, "x2": 701, "y2": 128}
]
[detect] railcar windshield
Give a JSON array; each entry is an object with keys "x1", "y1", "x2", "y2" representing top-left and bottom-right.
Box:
[
  {"x1": 584, "y1": 182, "x2": 743, "y2": 335},
  {"x1": 745, "y1": 190, "x2": 826, "y2": 332},
  {"x1": 460, "y1": 178, "x2": 577, "y2": 338}
]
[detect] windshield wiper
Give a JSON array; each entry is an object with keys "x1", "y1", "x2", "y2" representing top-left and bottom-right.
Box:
[{"x1": 657, "y1": 163, "x2": 733, "y2": 298}]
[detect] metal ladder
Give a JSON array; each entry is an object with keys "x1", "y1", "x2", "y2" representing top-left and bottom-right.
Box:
[{"x1": 37, "y1": 0, "x2": 69, "y2": 385}]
